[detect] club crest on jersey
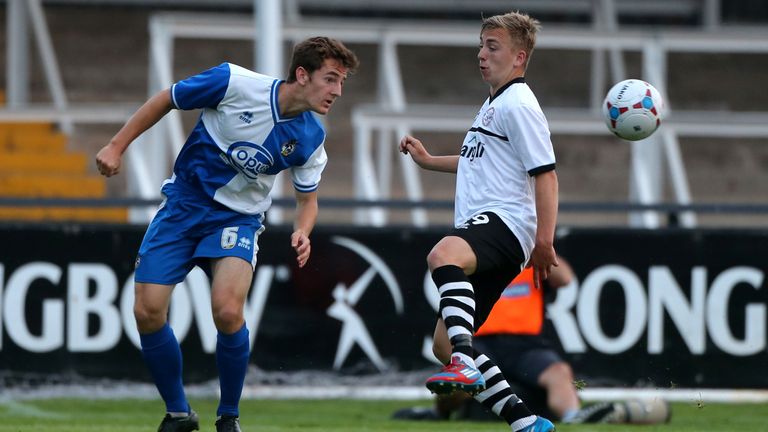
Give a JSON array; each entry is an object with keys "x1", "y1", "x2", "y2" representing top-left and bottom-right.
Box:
[
  {"x1": 281, "y1": 139, "x2": 297, "y2": 156},
  {"x1": 482, "y1": 107, "x2": 495, "y2": 126},
  {"x1": 227, "y1": 141, "x2": 274, "y2": 180}
]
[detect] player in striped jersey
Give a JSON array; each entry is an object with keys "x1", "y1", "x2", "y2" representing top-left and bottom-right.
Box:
[
  {"x1": 399, "y1": 11, "x2": 558, "y2": 432},
  {"x1": 96, "y1": 37, "x2": 358, "y2": 432}
]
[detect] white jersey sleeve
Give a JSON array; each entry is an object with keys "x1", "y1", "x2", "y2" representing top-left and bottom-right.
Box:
[
  {"x1": 502, "y1": 103, "x2": 556, "y2": 175},
  {"x1": 291, "y1": 143, "x2": 328, "y2": 193}
]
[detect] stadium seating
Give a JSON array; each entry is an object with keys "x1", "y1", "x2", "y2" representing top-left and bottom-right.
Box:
[{"x1": 0, "y1": 118, "x2": 127, "y2": 223}]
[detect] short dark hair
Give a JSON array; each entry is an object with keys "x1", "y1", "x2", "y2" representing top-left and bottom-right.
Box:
[{"x1": 286, "y1": 36, "x2": 359, "y2": 83}]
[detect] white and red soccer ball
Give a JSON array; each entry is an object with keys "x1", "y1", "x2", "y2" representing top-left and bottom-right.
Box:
[{"x1": 603, "y1": 79, "x2": 665, "y2": 141}]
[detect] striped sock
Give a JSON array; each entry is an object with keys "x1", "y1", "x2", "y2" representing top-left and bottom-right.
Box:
[
  {"x1": 473, "y1": 350, "x2": 535, "y2": 430},
  {"x1": 432, "y1": 265, "x2": 475, "y2": 363}
]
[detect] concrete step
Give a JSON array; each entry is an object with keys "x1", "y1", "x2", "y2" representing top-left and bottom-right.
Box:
[
  {"x1": 0, "y1": 174, "x2": 106, "y2": 198},
  {"x1": 0, "y1": 150, "x2": 89, "y2": 174},
  {"x1": 0, "y1": 206, "x2": 128, "y2": 223},
  {"x1": 0, "y1": 121, "x2": 53, "y2": 135},
  {"x1": 0, "y1": 121, "x2": 68, "y2": 152},
  {"x1": 4, "y1": 131, "x2": 69, "y2": 153}
]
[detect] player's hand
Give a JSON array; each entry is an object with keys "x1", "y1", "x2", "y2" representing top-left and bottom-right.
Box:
[
  {"x1": 527, "y1": 243, "x2": 559, "y2": 290},
  {"x1": 95, "y1": 143, "x2": 123, "y2": 177},
  {"x1": 291, "y1": 230, "x2": 311, "y2": 268},
  {"x1": 399, "y1": 135, "x2": 431, "y2": 167}
]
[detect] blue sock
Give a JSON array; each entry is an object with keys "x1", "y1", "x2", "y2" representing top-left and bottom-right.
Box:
[
  {"x1": 139, "y1": 323, "x2": 189, "y2": 414},
  {"x1": 216, "y1": 324, "x2": 250, "y2": 417}
]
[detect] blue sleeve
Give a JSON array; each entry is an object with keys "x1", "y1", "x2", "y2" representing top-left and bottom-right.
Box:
[{"x1": 171, "y1": 63, "x2": 230, "y2": 110}]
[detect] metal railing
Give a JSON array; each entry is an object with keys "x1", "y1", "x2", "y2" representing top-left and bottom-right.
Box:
[
  {"x1": 4, "y1": 0, "x2": 767, "y2": 229},
  {"x1": 2, "y1": 197, "x2": 768, "y2": 227},
  {"x1": 43, "y1": 12, "x2": 768, "y2": 227}
]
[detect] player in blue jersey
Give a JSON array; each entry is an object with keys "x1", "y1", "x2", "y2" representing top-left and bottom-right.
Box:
[
  {"x1": 96, "y1": 37, "x2": 358, "y2": 432},
  {"x1": 400, "y1": 11, "x2": 558, "y2": 432}
]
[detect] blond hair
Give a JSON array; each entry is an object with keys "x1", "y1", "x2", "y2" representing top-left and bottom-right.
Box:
[{"x1": 481, "y1": 11, "x2": 541, "y2": 69}]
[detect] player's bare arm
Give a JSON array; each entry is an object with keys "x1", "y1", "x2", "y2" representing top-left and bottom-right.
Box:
[
  {"x1": 95, "y1": 89, "x2": 174, "y2": 177},
  {"x1": 529, "y1": 170, "x2": 559, "y2": 289},
  {"x1": 292, "y1": 190, "x2": 318, "y2": 268},
  {"x1": 399, "y1": 135, "x2": 459, "y2": 173}
]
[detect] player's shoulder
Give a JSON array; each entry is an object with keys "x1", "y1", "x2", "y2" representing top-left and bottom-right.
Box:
[
  {"x1": 299, "y1": 112, "x2": 327, "y2": 143},
  {"x1": 493, "y1": 87, "x2": 544, "y2": 122},
  {"x1": 223, "y1": 63, "x2": 277, "y2": 87},
  {"x1": 493, "y1": 82, "x2": 537, "y2": 107},
  {"x1": 214, "y1": 63, "x2": 279, "y2": 93},
  {"x1": 215, "y1": 63, "x2": 280, "y2": 106}
]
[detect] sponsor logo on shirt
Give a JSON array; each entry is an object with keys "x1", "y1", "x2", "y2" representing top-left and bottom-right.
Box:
[
  {"x1": 227, "y1": 141, "x2": 274, "y2": 179},
  {"x1": 460, "y1": 138, "x2": 485, "y2": 161},
  {"x1": 239, "y1": 111, "x2": 253, "y2": 124}
]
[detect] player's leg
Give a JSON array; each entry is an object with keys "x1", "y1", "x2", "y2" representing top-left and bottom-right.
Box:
[
  {"x1": 431, "y1": 317, "x2": 451, "y2": 363},
  {"x1": 494, "y1": 339, "x2": 577, "y2": 423},
  {"x1": 210, "y1": 256, "x2": 253, "y2": 430},
  {"x1": 537, "y1": 362, "x2": 580, "y2": 421},
  {"x1": 424, "y1": 236, "x2": 485, "y2": 394},
  {"x1": 392, "y1": 320, "x2": 472, "y2": 421},
  {"x1": 466, "y1": 227, "x2": 555, "y2": 431},
  {"x1": 134, "y1": 194, "x2": 202, "y2": 431},
  {"x1": 472, "y1": 349, "x2": 554, "y2": 431},
  {"x1": 135, "y1": 281, "x2": 198, "y2": 429},
  {"x1": 134, "y1": 281, "x2": 199, "y2": 432},
  {"x1": 195, "y1": 218, "x2": 263, "y2": 432}
]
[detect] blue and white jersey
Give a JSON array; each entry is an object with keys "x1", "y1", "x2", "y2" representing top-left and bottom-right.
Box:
[{"x1": 167, "y1": 62, "x2": 328, "y2": 215}]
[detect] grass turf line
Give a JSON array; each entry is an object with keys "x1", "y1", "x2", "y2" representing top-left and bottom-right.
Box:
[{"x1": 0, "y1": 398, "x2": 765, "y2": 431}]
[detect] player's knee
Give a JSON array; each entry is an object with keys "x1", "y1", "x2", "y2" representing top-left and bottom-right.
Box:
[
  {"x1": 542, "y1": 361, "x2": 574, "y2": 385},
  {"x1": 133, "y1": 302, "x2": 166, "y2": 332},
  {"x1": 426, "y1": 240, "x2": 472, "y2": 272},
  {"x1": 212, "y1": 304, "x2": 244, "y2": 333},
  {"x1": 426, "y1": 247, "x2": 451, "y2": 270}
]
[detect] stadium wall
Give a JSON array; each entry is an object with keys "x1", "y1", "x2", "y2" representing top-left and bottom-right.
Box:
[{"x1": 0, "y1": 223, "x2": 766, "y2": 389}]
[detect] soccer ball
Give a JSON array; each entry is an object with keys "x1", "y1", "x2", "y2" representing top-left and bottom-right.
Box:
[{"x1": 602, "y1": 79, "x2": 664, "y2": 141}]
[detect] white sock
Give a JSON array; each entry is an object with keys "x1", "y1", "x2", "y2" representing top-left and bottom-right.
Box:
[
  {"x1": 511, "y1": 415, "x2": 537, "y2": 431},
  {"x1": 452, "y1": 352, "x2": 476, "y2": 368}
]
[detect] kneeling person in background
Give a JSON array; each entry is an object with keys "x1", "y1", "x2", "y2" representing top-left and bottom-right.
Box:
[{"x1": 393, "y1": 257, "x2": 670, "y2": 425}]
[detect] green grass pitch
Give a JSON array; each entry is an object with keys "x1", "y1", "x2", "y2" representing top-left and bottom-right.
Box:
[{"x1": 0, "y1": 398, "x2": 765, "y2": 431}]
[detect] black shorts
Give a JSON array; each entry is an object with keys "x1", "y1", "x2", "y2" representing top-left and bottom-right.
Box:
[{"x1": 447, "y1": 211, "x2": 526, "y2": 330}]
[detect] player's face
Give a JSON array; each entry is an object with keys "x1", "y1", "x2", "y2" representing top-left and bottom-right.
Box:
[
  {"x1": 305, "y1": 59, "x2": 349, "y2": 115},
  {"x1": 478, "y1": 28, "x2": 524, "y2": 92}
]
